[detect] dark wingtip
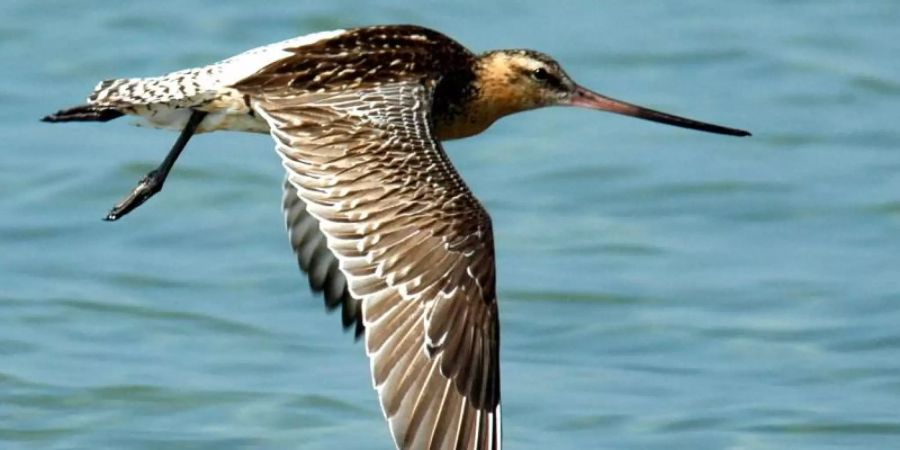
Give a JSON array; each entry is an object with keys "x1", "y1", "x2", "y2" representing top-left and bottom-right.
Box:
[{"x1": 354, "y1": 320, "x2": 365, "y2": 341}]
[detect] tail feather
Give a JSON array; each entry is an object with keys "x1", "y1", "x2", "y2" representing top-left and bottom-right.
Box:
[{"x1": 42, "y1": 105, "x2": 124, "y2": 123}]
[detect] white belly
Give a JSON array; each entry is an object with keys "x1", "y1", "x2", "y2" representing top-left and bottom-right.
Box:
[{"x1": 131, "y1": 101, "x2": 270, "y2": 134}]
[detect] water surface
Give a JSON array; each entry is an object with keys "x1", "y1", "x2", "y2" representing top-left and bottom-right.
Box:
[{"x1": 2, "y1": 1, "x2": 899, "y2": 449}]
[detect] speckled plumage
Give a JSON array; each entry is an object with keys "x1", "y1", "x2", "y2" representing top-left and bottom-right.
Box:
[
  {"x1": 53, "y1": 25, "x2": 504, "y2": 450},
  {"x1": 243, "y1": 27, "x2": 501, "y2": 450},
  {"x1": 84, "y1": 29, "x2": 348, "y2": 132}
]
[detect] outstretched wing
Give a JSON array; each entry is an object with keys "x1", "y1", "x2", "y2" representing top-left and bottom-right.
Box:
[{"x1": 252, "y1": 81, "x2": 501, "y2": 450}]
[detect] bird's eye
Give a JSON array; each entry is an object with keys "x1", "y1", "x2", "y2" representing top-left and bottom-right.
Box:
[{"x1": 531, "y1": 68, "x2": 551, "y2": 82}]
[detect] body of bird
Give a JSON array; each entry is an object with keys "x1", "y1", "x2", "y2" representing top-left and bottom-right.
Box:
[{"x1": 44, "y1": 24, "x2": 750, "y2": 450}]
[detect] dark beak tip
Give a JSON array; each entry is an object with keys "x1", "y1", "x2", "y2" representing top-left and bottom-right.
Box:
[
  {"x1": 571, "y1": 86, "x2": 752, "y2": 138},
  {"x1": 730, "y1": 129, "x2": 752, "y2": 138}
]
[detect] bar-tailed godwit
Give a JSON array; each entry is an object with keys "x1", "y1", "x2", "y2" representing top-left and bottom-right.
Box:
[{"x1": 44, "y1": 24, "x2": 750, "y2": 450}]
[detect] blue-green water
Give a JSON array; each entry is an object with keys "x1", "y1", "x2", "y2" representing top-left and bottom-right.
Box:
[{"x1": 3, "y1": 1, "x2": 899, "y2": 449}]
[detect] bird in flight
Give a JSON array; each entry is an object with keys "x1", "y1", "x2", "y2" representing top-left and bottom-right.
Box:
[{"x1": 44, "y1": 24, "x2": 750, "y2": 450}]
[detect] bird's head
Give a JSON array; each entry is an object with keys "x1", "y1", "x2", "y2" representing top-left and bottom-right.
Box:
[
  {"x1": 475, "y1": 50, "x2": 576, "y2": 112},
  {"x1": 464, "y1": 49, "x2": 750, "y2": 137}
]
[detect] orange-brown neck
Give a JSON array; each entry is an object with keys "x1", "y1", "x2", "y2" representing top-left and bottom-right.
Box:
[{"x1": 433, "y1": 52, "x2": 546, "y2": 141}]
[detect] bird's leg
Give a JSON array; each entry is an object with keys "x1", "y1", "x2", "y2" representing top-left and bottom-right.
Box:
[{"x1": 104, "y1": 110, "x2": 207, "y2": 221}]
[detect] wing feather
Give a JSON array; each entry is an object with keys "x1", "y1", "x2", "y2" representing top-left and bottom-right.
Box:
[
  {"x1": 282, "y1": 178, "x2": 363, "y2": 337},
  {"x1": 251, "y1": 81, "x2": 500, "y2": 450}
]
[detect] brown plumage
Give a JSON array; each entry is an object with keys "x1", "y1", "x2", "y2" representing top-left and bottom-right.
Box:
[{"x1": 43, "y1": 24, "x2": 750, "y2": 450}]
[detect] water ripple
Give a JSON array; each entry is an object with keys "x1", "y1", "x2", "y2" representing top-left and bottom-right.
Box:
[{"x1": 53, "y1": 299, "x2": 272, "y2": 337}]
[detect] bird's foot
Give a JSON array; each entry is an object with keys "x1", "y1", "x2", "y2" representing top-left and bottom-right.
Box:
[{"x1": 103, "y1": 170, "x2": 164, "y2": 221}]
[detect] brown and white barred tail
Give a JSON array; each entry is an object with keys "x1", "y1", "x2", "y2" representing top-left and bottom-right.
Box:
[{"x1": 42, "y1": 76, "x2": 174, "y2": 123}]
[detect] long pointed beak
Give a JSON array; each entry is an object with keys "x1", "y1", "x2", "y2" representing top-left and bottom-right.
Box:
[{"x1": 569, "y1": 86, "x2": 751, "y2": 137}]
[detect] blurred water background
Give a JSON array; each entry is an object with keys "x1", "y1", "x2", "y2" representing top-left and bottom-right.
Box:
[{"x1": 2, "y1": 1, "x2": 899, "y2": 449}]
